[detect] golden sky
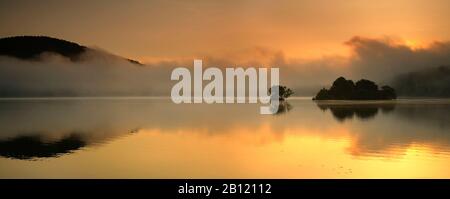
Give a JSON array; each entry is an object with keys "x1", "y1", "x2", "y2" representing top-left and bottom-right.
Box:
[{"x1": 1, "y1": 0, "x2": 449, "y2": 63}]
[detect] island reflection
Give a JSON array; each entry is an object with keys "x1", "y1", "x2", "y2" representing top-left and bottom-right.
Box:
[
  {"x1": 315, "y1": 101, "x2": 396, "y2": 121},
  {"x1": 0, "y1": 98, "x2": 449, "y2": 162}
]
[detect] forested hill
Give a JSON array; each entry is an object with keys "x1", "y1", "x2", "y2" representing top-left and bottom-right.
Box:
[{"x1": 0, "y1": 36, "x2": 142, "y2": 65}]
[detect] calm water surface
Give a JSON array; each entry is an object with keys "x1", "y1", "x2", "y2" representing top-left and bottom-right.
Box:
[{"x1": 0, "y1": 98, "x2": 449, "y2": 178}]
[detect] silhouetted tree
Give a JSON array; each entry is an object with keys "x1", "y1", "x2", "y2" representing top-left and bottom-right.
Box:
[
  {"x1": 269, "y1": 85, "x2": 294, "y2": 101},
  {"x1": 328, "y1": 77, "x2": 355, "y2": 99},
  {"x1": 380, "y1": 86, "x2": 397, "y2": 99},
  {"x1": 313, "y1": 77, "x2": 396, "y2": 100}
]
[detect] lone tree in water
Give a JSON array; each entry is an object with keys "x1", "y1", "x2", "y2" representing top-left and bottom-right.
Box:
[{"x1": 269, "y1": 85, "x2": 294, "y2": 101}]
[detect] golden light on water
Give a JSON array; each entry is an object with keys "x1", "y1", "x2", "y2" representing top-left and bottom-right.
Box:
[
  {"x1": 2, "y1": 123, "x2": 448, "y2": 179},
  {"x1": 1, "y1": 0, "x2": 450, "y2": 183}
]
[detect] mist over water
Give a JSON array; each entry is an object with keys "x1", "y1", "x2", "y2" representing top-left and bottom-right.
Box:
[
  {"x1": 1, "y1": 37, "x2": 450, "y2": 97},
  {"x1": 0, "y1": 50, "x2": 175, "y2": 97}
]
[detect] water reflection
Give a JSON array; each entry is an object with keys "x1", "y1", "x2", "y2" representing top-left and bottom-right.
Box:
[
  {"x1": 315, "y1": 101, "x2": 396, "y2": 121},
  {"x1": 0, "y1": 99, "x2": 146, "y2": 160},
  {"x1": 274, "y1": 101, "x2": 293, "y2": 115},
  {"x1": 0, "y1": 98, "x2": 449, "y2": 178},
  {"x1": 347, "y1": 101, "x2": 450, "y2": 157},
  {"x1": 0, "y1": 134, "x2": 85, "y2": 159}
]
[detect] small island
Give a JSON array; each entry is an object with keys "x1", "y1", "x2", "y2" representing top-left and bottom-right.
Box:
[{"x1": 313, "y1": 77, "x2": 396, "y2": 100}]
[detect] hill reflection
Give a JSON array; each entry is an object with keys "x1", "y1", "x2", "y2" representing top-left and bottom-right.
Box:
[
  {"x1": 0, "y1": 134, "x2": 85, "y2": 159},
  {"x1": 0, "y1": 98, "x2": 449, "y2": 161}
]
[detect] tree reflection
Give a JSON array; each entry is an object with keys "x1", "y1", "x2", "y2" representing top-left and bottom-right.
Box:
[{"x1": 274, "y1": 101, "x2": 293, "y2": 115}]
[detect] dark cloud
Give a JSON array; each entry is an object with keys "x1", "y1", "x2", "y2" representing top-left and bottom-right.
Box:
[{"x1": 345, "y1": 36, "x2": 450, "y2": 82}]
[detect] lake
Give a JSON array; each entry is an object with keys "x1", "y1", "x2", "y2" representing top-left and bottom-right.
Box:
[{"x1": 0, "y1": 97, "x2": 449, "y2": 178}]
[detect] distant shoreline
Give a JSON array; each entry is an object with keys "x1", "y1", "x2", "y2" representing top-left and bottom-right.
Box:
[{"x1": 1, "y1": 96, "x2": 449, "y2": 102}]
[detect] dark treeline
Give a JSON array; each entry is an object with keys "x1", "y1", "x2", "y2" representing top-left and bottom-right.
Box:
[
  {"x1": 313, "y1": 77, "x2": 397, "y2": 100},
  {"x1": 0, "y1": 35, "x2": 142, "y2": 64},
  {"x1": 0, "y1": 36, "x2": 87, "y2": 61},
  {"x1": 392, "y1": 66, "x2": 450, "y2": 97}
]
